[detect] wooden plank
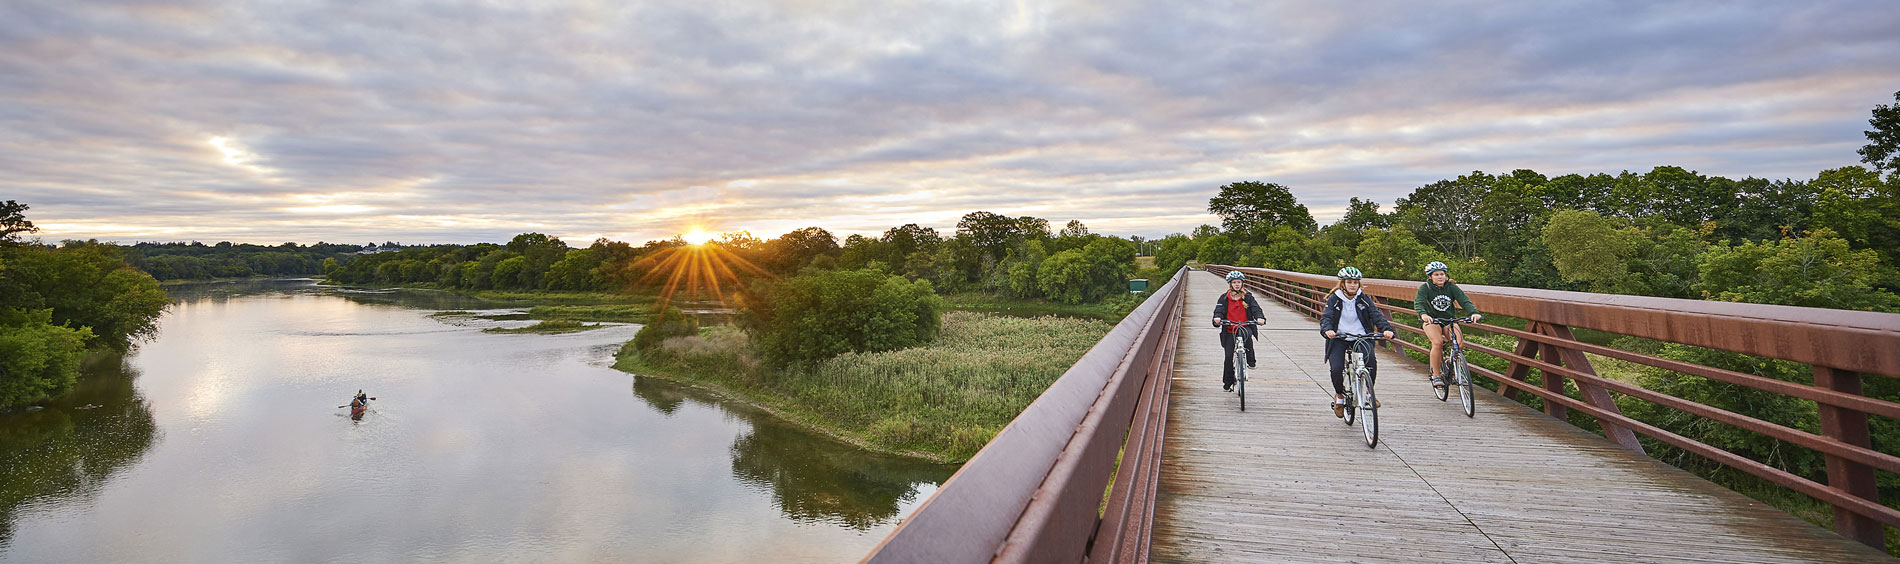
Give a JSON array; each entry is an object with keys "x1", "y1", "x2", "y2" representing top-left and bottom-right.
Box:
[{"x1": 1148, "y1": 271, "x2": 1897, "y2": 564}]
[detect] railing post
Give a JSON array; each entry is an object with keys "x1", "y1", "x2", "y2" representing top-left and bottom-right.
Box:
[
  {"x1": 1814, "y1": 366, "x2": 1884, "y2": 549},
  {"x1": 1537, "y1": 324, "x2": 1644, "y2": 454},
  {"x1": 1500, "y1": 323, "x2": 1540, "y2": 402}
]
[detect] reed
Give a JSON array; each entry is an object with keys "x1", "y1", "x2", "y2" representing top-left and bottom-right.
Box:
[{"x1": 615, "y1": 311, "x2": 1111, "y2": 461}]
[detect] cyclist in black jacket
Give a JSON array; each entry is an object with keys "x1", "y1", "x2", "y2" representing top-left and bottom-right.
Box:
[
  {"x1": 1319, "y1": 267, "x2": 1396, "y2": 417},
  {"x1": 1212, "y1": 270, "x2": 1266, "y2": 392}
]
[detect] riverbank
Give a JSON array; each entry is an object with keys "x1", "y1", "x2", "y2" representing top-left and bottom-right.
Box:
[{"x1": 612, "y1": 311, "x2": 1113, "y2": 463}]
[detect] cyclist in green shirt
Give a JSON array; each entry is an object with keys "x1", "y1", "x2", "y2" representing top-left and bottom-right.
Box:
[{"x1": 1415, "y1": 261, "x2": 1482, "y2": 389}]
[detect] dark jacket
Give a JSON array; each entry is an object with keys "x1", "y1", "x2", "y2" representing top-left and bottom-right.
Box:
[
  {"x1": 1211, "y1": 290, "x2": 1265, "y2": 330},
  {"x1": 1320, "y1": 290, "x2": 1394, "y2": 361},
  {"x1": 1319, "y1": 290, "x2": 1394, "y2": 337}
]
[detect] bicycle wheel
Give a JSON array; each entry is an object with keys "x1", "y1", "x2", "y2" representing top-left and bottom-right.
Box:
[
  {"x1": 1433, "y1": 355, "x2": 1450, "y2": 401},
  {"x1": 1342, "y1": 388, "x2": 1356, "y2": 425},
  {"x1": 1455, "y1": 352, "x2": 1475, "y2": 417},
  {"x1": 1235, "y1": 346, "x2": 1247, "y2": 412},
  {"x1": 1359, "y1": 374, "x2": 1378, "y2": 448}
]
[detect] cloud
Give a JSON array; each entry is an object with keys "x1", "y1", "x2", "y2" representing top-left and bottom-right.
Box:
[{"x1": 4, "y1": 0, "x2": 1898, "y2": 244}]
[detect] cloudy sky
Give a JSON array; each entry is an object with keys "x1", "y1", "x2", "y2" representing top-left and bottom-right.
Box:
[{"x1": 5, "y1": 1, "x2": 1898, "y2": 245}]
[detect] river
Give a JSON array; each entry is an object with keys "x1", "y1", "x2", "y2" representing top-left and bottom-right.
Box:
[{"x1": 0, "y1": 279, "x2": 952, "y2": 563}]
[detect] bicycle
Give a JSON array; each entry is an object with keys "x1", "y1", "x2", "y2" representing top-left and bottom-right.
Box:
[
  {"x1": 1430, "y1": 316, "x2": 1477, "y2": 417},
  {"x1": 1337, "y1": 334, "x2": 1386, "y2": 448},
  {"x1": 1218, "y1": 320, "x2": 1261, "y2": 411}
]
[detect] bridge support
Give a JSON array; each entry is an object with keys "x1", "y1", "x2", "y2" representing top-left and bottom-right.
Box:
[
  {"x1": 1815, "y1": 366, "x2": 1885, "y2": 549},
  {"x1": 1499, "y1": 322, "x2": 1644, "y2": 454}
]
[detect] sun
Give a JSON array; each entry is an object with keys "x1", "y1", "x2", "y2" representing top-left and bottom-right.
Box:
[{"x1": 682, "y1": 230, "x2": 715, "y2": 246}]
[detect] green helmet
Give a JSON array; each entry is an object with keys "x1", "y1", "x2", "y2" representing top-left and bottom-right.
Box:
[{"x1": 1337, "y1": 267, "x2": 1363, "y2": 280}]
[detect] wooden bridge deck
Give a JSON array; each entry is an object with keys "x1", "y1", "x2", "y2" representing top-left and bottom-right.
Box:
[{"x1": 1150, "y1": 271, "x2": 1895, "y2": 563}]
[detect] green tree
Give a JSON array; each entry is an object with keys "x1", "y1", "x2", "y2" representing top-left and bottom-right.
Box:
[
  {"x1": 1208, "y1": 181, "x2": 1317, "y2": 241},
  {"x1": 1396, "y1": 172, "x2": 1490, "y2": 258},
  {"x1": 2, "y1": 200, "x2": 38, "y2": 244},
  {"x1": 0, "y1": 308, "x2": 93, "y2": 407},
  {"x1": 1809, "y1": 166, "x2": 1900, "y2": 266},
  {"x1": 2, "y1": 242, "x2": 168, "y2": 350},
  {"x1": 1859, "y1": 90, "x2": 1900, "y2": 174},
  {"x1": 545, "y1": 248, "x2": 606, "y2": 290},
  {"x1": 1195, "y1": 234, "x2": 1239, "y2": 265},
  {"x1": 630, "y1": 305, "x2": 699, "y2": 354},
  {"x1": 492, "y1": 256, "x2": 529, "y2": 289},
  {"x1": 1153, "y1": 234, "x2": 1199, "y2": 273},
  {"x1": 745, "y1": 269, "x2": 942, "y2": 367},
  {"x1": 1542, "y1": 209, "x2": 1642, "y2": 289},
  {"x1": 1695, "y1": 228, "x2": 1898, "y2": 311},
  {"x1": 1353, "y1": 227, "x2": 1434, "y2": 280},
  {"x1": 956, "y1": 211, "x2": 1037, "y2": 263}
]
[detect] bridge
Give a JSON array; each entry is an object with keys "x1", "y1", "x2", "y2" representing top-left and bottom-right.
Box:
[{"x1": 858, "y1": 265, "x2": 1900, "y2": 563}]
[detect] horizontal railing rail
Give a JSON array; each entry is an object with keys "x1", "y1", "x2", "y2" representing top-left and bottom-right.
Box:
[
  {"x1": 1209, "y1": 264, "x2": 1900, "y2": 549},
  {"x1": 860, "y1": 267, "x2": 1189, "y2": 564}
]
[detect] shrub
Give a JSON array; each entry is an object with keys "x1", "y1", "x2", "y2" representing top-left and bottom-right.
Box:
[
  {"x1": 744, "y1": 268, "x2": 941, "y2": 367},
  {"x1": 631, "y1": 306, "x2": 698, "y2": 353}
]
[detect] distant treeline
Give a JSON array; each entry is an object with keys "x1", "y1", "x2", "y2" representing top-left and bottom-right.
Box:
[
  {"x1": 122, "y1": 241, "x2": 367, "y2": 280},
  {"x1": 323, "y1": 214, "x2": 1142, "y2": 306}
]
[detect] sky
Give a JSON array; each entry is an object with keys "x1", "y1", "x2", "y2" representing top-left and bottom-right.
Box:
[{"x1": 4, "y1": 1, "x2": 1899, "y2": 246}]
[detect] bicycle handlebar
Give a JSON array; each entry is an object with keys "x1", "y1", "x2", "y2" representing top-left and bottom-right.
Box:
[
  {"x1": 1430, "y1": 316, "x2": 1475, "y2": 325},
  {"x1": 1334, "y1": 334, "x2": 1389, "y2": 342}
]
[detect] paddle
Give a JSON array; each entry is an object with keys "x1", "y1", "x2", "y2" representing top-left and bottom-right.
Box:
[{"x1": 337, "y1": 397, "x2": 377, "y2": 408}]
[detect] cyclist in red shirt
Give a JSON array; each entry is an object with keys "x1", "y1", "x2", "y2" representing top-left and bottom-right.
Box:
[{"x1": 1211, "y1": 270, "x2": 1266, "y2": 392}]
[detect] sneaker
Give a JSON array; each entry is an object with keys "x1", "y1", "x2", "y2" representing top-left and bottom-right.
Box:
[
  {"x1": 1331, "y1": 400, "x2": 1346, "y2": 418},
  {"x1": 1375, "y1": 398, "x2": 1383, "y2": 408},
  {"x1": 1223, "y1": 382, "x2": 1234, "y2": 392},
  {"x1": 1247, "y1": 361, "x2": 1256, "y2": 368},
  {"x1": 1431, "y1": 377, "x2": 1446, "y2": 389}
]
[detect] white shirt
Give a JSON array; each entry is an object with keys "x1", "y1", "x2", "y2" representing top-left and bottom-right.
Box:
[{"x1": 1335, "y1": 290, "x2": 1366, "y2": 337}]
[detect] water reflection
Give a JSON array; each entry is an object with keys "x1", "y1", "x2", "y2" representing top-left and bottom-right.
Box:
[
  {"x1": 0, "y1": 353, "x2": 157, "y2": 550},
  {"x1": 630, "y1": 376, "x2": 955, "y2": 530},
  {"x1": 730, "y1": 422, "x2": 953, "y2": 530},
  {"x1": 631, "y1": 374, "x2": 690, "y2": 416}
]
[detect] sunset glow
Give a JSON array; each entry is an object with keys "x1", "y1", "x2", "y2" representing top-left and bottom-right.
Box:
[{"x1": 682, "y1": 230, "x2": 716, "y2": 246}]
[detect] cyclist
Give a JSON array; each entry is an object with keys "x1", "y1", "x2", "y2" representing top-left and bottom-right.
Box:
[
  {"x1": 1212, "y1": 270, "x2": 1266, "y2": 392},
  {"x1": 1319, "y1": 267, "x2": 1395, "y2": 417},
  {"x1": 1416, "y1": 261, "x2": 1482, "y2": 390}
]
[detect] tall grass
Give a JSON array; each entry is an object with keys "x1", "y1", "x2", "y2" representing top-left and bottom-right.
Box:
[{"x1": 614, "y1": 311, "x2": 1111, "y2": 461}]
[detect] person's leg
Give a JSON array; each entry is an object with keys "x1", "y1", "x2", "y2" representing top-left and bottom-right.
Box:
[
  {"x1": 1424, "y1": 323, "x2": 1446, "y2": 385},
  {"x1": 1327, "y1": 344, "x2": 1347, "y2": 396},
  {"x1": 1364, "y1": 345, "x2": 1381, "y2": 406},
  {"x1": 1220, "y1": 331, "x2": 1237, "y2": 389},
  {"x1": 1244, "y1": 330, "x2": 1257, "y2": 368}
]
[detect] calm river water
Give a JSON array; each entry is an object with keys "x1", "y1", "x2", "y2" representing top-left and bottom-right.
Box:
[{"x1": 0, "y1": 279, "x2": 953, "y2": 563}]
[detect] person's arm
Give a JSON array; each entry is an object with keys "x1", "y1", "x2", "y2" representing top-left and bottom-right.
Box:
[
  {"x1": 1414, "y1": 283, "x2": 1431, "y2": 319},
  {"x1": 1452, "y1": 284, "x2": 1480, "y2": 320},
  {"x1": 1246, "y1": 294, "x2": 1265, "y2": 323},
  {"x1": 1212, "y1": 294, "x2": 1225, "y2": 326},
  {"x1": 1319, "y1": 295, "x2": 1340, "y2": 336}
]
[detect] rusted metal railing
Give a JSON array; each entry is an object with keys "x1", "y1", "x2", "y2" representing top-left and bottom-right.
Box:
[
  {"x1": 1207, "y1": 264, "x2": 1900, "y2": 549},
  {"x1": 859, "y1": 267, "x2": 1188, "y2": 564}
]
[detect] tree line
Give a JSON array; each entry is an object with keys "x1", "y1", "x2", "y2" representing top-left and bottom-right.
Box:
[{"x1": 125, "y1": 241, "x2": 366, "y2": 280}]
